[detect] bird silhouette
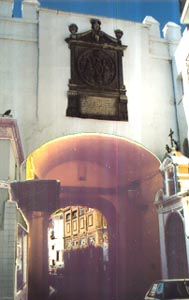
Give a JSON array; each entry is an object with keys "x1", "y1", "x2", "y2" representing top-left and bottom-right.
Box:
[{"x1": 2, "y1": 109, "x2": 12, "y2": 117}]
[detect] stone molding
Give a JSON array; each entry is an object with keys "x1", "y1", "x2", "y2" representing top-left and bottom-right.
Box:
[{"x1": 0, "y1": 117, "x2": 24, "y2": 164}]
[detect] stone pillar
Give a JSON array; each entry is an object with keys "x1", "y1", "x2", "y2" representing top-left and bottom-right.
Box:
[
  {"x1": 10, "y1": 179, "x2": 60, "y2": 300},
  {"x1": 158, "y1": 212, "x2": 168, "y2": 278},
  {"x1": 26, "y1": 211, "x2": 50, "y2": 300},
  {"x1": 0, "y1": 0, "x2": 14, "y2": 17},
  {"x1": 22, "y1": 0, "x2": 39, "y2": 20},
  {"x1": 163, "y1": 22, "x2": 182, "y2": 43},
  {"x1": 0, "y1": 141, "x2": 10, "y2": 227}
]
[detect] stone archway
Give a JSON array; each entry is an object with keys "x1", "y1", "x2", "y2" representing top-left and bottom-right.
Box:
[{"x1": 12, "y1": 134, "x2": 162, "y2": 300}]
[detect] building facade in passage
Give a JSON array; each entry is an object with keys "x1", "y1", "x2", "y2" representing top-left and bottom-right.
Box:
[{"x1": 48, "y1": 206, "x2": 108, "y2": 273}]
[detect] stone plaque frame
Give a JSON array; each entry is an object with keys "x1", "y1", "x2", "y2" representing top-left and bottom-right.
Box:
[{"x1": 65, "y1": 19, "x2": 128, "y2": 121}]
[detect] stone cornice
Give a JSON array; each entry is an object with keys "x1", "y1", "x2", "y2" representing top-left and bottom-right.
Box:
[{"x1": 0, "y1": 117, "x2": 24, "y2": 164}]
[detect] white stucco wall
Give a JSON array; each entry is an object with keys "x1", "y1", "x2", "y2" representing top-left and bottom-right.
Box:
[
  {"x1": 0, "y1": 15, "x2": 38, "y2": 152},
  {"x1": 0, "y1": 1, "x2": 184, "y2": 160},
  {"x1": 174, "y1": 27, "x2": 189, "y2": 147}
]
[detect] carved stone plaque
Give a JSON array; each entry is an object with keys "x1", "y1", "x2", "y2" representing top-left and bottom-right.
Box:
[
  {"x1": 65, "y1": 19, "x2": 128, "y2": 121},
  {"x1": 77, "y1": 49, "x2": 116, "y2": 87}
]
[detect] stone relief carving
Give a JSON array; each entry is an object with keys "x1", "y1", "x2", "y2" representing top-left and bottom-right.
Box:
[{"x1": 77, "y1": 49, "x2": 116, "y2": 87}]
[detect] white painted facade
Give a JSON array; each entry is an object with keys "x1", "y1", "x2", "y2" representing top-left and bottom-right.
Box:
[
  {"x1": 1, "y1": 1, "x2": 189, "y2": 299},
  {"x1": 174, "y1": 27, "x2": 189, "y2": 146},
  {"x1": 0, "y1": 0, "x2": 185, "y2": 161},
  {"x1": 155, "y1": 149, "x2": 189, "y2": 278},
  {"x1": 0, "y1": 118, "x2": 28, "y2": 300}
]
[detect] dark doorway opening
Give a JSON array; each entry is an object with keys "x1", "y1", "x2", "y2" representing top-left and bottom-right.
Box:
[{"x1": 166, "y1": 212, "x2": 188, "y2": 278}]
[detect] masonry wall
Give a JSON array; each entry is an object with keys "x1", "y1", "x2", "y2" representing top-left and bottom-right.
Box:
[
  {"x1": 0, "y1": 6, "x2": 38, "y2": 156},
  {"x1": 0, "y1": 2, "x2": 184, "y2": 160}
]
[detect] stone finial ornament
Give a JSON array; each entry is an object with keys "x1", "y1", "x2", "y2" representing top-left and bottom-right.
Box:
[
  {"x1": 68, "y1": 23, "x2": 78, "y2": 38},
  {"x1": 90, "y1": 19, "x2": 102, "y2": 42},
  {"x1": 115, "y1": 29, "x2": 123, "y2": 39},
  {"x1": 114, "y1": 29, "x2": 123, "y2": 44},
  {"x1": 91, "y1": 18, "x2": 101, "y2": 32}
]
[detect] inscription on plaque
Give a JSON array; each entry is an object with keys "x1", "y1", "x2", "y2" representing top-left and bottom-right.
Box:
[{"x1": 81, "y1": 97, "x2": 117, "y2": 116}]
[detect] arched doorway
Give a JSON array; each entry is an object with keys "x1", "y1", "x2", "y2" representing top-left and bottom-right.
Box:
[
  {"x1": 17, "y1": 134, "x2": 162, "y2": 300},
  {"x1": 165, "y1": 212, "x2": 188, "y2": 278}
]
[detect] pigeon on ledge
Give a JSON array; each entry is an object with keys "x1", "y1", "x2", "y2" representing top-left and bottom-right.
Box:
[{"x1": 1, "y1": 109, "x2": 12, "y2": 117}]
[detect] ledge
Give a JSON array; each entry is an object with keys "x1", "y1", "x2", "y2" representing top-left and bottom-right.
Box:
[{"x1": 0, "y1": 117, "x2": 24, "y2": 164}]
